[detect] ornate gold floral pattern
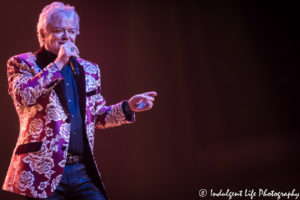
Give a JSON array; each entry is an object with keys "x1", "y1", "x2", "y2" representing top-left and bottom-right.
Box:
[
  {"x1": 44, "y1": 102, "x2": 66, "y2": 123},
  {"x1": 18, "y1": 170, "x2": 34, "y2": 191},
  {"x1": 59, "y1": 123, "x2": 70, "y2": 140},
  {"x1": 83, "y1": 63, "x2": 98, "y2": 74},
  {"x1": 51, "y1": 175, "x2": 62, "y2": 192},
  {"x1": 86, "y1": 74, "x2": 98, "y2": 92},
  {"x1": 23, "y1": 141, "x2": 55, "y2": 179},
  {"x1": 37, "y1": 181, "x2": 48, "y2": 191},
  {"x1": 29, "y1": 119, "x2": 43, "y2": 138}
]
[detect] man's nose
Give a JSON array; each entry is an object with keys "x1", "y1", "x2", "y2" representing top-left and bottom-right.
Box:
[{"x1": 62, "y1": 30, "x2": 70, "y2": 40}]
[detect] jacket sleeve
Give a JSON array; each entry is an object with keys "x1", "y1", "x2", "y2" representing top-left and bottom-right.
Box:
[
  {"x1": 7, "y1": 55, "x2": 63, "y2": 106},
  {"x1": 94, "y1": 65, "x2": 135, "y2": 129}
]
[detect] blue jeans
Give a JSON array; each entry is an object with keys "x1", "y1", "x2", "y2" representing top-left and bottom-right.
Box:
[{"x1": 26, "y1": 162, "x2": 106, "y2": 200}]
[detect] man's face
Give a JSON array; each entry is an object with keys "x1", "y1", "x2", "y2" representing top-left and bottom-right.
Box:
[{"x1": 43, "y1": 12, "x2": 78, "y2": 55}]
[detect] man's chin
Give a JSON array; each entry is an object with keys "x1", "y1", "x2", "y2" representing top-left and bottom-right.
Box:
[
  {"x1": 49, "y1": 48, "x2": 59, "y2": 55},
  {"x1": 44, "y1": 46, "x2": 58, "y2": 55}
]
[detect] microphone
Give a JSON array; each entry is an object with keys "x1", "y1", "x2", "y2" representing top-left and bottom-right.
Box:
[{"x1": 69, "y1": 56, "x2": 79, "y2": 75}]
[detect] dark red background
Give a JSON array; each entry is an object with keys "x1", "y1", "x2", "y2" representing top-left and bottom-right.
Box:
[{"x1": 0, "y1": 1, "x2": 299, "y2": 200}]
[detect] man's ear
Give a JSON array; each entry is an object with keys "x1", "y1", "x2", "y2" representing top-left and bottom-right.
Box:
[{"x1": 40, "y1": 29, "x2": 45, "y2": 40}]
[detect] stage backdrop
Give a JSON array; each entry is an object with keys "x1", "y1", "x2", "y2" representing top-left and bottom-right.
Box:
[{"x1": 0, "y1": 1, "x2": 299, "y2": 200}]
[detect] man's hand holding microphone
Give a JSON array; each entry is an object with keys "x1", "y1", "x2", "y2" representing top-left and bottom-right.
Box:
[{"x1": 53, "y1": 41, "x2": 80, "y2": 72}]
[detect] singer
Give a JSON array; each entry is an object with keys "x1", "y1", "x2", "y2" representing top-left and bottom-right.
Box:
[{"x1": 2, "y1": 2, "x2": 157, "y2": 200}]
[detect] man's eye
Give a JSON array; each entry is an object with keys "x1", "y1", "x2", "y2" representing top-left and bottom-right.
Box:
[
  {"x1": 69, "y1": 30, "x2": 75, "y2": 34},
  {"x1": 55, "y1": 30, "x2": 63, "y2": 33}
]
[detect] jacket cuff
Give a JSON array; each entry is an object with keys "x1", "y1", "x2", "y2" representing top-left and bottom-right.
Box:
[{"x1": 121, "y1": 100, "x2": 135, "y2": 122}]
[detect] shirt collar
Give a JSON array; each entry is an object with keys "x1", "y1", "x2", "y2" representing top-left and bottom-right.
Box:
[{"x1": 35, "y1": 46, "x2": 57, "y2": 70}]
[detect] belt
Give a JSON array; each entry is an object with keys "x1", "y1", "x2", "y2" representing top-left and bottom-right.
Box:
[{"x1": 66, "y1": 153, "x2": 83, "y2": 164}]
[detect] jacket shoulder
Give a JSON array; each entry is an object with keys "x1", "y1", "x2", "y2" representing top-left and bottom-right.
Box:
[
  {"x1": 8, "y1": 52, "x2": 36, "y2": 66},
  {"x1": 76, "y1": 58, "x2": 100, "y2": 75},
  {"x1": 76, "y1": 57, "x2": 98, "y2": 67}
]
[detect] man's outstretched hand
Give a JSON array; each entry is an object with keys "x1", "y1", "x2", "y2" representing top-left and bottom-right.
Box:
[{"x1": 128, "y1": 91, "x2": 157, "y2": 112}]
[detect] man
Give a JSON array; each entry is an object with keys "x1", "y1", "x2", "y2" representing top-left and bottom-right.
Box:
[{"x1": 2, "y1": 2, "x2": 157, "y2": 200}]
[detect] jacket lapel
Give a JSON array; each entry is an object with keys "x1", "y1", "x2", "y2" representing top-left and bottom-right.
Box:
[
  {"x1": 74, "y1": 61, "x2": 86, "y2": 125},
  {"x1": 53, "y1": 82, "x2": 69, "y2": 117}
]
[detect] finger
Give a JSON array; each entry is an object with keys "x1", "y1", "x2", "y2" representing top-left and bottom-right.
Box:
[
  {"x1": 72, "y1": 44, "x2": 80, "y2": 55},
  {"x1": 136, "y1": 99, "x2": 143, "y2": 105},
  {"x1": 146, "y1": 101, "x2": 153, "y2": 109},
  {"x1": 69, "y1": 44, "x2": 80, "y2": 58},
  {"x1": 137, "y1": 96, "x2": 153, "y2": 103},
  {"x1": 70, "y1": 51, "x2": 80, "y2": 58},
  {"x1": 144, "y1": 91, "x2": 157, "y2": 97},
  {"x1": 137, "y1": 100, "x2": 147, "y2": 109},
  {"x1": 143, "y1": 96, "x2": 154, "y2": 101},
  {"x1": 70, "y1": 46, "x2": 79, "y2": 56},
  {"x1": 66, "y1": 41, "x2": 79, "y2": 55},
  {"x1": 62, "y1": 43, "x2": 72, "y2": 56}
]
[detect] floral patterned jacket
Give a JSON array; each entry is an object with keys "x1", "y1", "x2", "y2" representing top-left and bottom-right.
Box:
[{"x1": 2, "y1": 50, "x2": 134, "y2": 199}]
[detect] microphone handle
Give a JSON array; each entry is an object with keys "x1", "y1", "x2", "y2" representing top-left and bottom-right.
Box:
[{"x1": 69, "y1": 57, "x2": 78, "y2": 75}]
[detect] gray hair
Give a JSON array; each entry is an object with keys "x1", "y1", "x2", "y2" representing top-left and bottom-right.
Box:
[{"x1": 37, "y1": 2, "x2": 80, "y2": 47}]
